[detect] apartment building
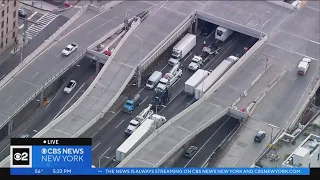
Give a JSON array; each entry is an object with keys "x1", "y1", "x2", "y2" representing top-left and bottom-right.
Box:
[{"x1": 0, "y1": 0, "x2": 19, "y2": 54}]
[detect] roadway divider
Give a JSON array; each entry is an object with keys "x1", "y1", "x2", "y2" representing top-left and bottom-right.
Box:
[
  {"x1": 118, "y1": 35, "x2": 269, "y2": 167},
  {"x1": 231, "y1": 64, "x2": 272, "y2": 109},
  {"x1": 0, "y1": 5, "x2": 88, "y2": 89},
  {"x1": 137, "y1": 13, "x2": 195, "y2": 72},
  {"x1": 288, "y1": 65, "x2": 320, "y2": 131},
  {"x1": 246, "y1": 70, "x2": 288, "y2": 115}
]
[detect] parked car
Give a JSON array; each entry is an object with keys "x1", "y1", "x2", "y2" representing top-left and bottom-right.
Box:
[
  {"x1": 62, "y1": 43, "x2": 78, "y2": 56},
  {"x1": 184, "y1": 146, "x2": 198, "y2": 158},
  {"x1": 64, "y1": 80, "x2": 77, "y2": 94},
  {"x1": 18, "y1": 9, "x2": 27, "y2": 18},
  {"x1": 254, "y1": 131, "x2": 266, "y2": 143}
]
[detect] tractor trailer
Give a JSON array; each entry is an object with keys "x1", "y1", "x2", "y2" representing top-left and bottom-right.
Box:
[{"x1": 184, "y1": 69, "x2": 210, "y2": 95}]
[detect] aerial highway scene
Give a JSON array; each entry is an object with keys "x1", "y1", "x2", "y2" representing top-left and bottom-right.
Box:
[{"x1": 0, "y1": 0, "x2": 319, "y2": 173}]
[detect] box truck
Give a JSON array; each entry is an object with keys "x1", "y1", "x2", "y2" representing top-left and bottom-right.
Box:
[
  {"x1": 184, "y1": 69, "x2": 210, "y2": 95},
  {"x1": 168, "y1": 33, "x2": 197, "y2": 66},
  {"x1": 215, "y1": 26, "x2": 233, "y2": 42},
  {"x1": 194, "y1": 56, "x2": 239, "y2": 100},
  {"x1": 116, "y1": 115, "x2": 167, "y2": 162}
]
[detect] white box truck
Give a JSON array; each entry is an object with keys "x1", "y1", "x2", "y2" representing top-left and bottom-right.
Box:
[
  {"x1": 116, "y1": 115, "x2": 166, "y2": 162},
  {"x1": 146, "y1": 71, "x2": 162, "y2": 89},
  {"x1": 184, "y1": 69, "x2": 210, "y2": 95},
  {"x1": 215, "y1": 26, "x2": 233, "y2": 42},
  {"x1": 168, "y1": 33, "x2": 197, "y2": 66},
  {"x1": 194, "y1": 56, "x2": 239, "y2": 100}
]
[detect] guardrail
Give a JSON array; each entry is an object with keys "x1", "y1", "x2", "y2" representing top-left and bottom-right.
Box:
[
  {"x1": 34, "y1": 19, "x2": 141, "y2": 138},
  {"x1": 118, "y1": 35, "x2": 269, "y2": 167},
  {"x1": 0, "y1": 50, "x2": 87, "y2": 130},
  {"x1": 0, "y1": 5, "x2": 88, "y2": 89},
  {"x1": 137, "y1": 13, "x2": 195, "y2": 72},
  {"x1": 267, "y1": 1, "x2": 297, "y2": 10}
]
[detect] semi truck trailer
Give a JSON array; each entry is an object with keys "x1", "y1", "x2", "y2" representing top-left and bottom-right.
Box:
[{"x1": 184, "y1": 69, "x2": 210, "y2": 95}]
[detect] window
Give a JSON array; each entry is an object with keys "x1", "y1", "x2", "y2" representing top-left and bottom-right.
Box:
[
  {"x1": 1, "y1": 0, "x2": 4, "y2": 5},
  {"x1": 7, "y1": 6, "x2": 9, "y2": 13},
  {"x1": 12, "y1": 31, "x2": 15, "y2": 39},
  {"x1": 1, "y1": 21, "x2": 3, "y2": 28},
  {"x1": 13, "y1": 10, "x2": 16, "y2": 18},
  {"x1": 309, "y1": 163, "x2": 311, "y2": 167},
  {"x1": 6, "y1": 17, "x2": 8, "y2": 24},
  {"x1": 13, "y1": 21, "x2": 15, "y2": 28},
  {"x1": 318, "y1": 153, "x2": 319, "y2": 161},
  {"x1": 5, "y1": 37, "x2": 7, "y2": 44},
  {"x1": 1, "y1": 31, "x2": 3, "y2": 38},
  {"x1": 14, "y1": 0, "x2": 16, "y2": 7},
  {"x1": 1, "y1": 41, "x2": 3, "y2": 48},
  {"x1": 2, "y1": 10, "x2": 4, "y2": 17},
  {"x1": 6, "y1": 27, "x2": 8, "y2": 33}
]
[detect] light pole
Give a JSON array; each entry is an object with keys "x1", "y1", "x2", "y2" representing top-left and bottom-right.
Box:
[
  {"x1": 155, "y1": 105, "x2": 166, "y2": 114},
  {"x1": 99, "y1": 156, "x2": 110, "y2": 168},
  {"x1": 133, "y1": 34, "x2": 143, "y2": 88},
  {"x1": 260, "y1": 11, "x2": 271, "y2": 40},
  {"x1": 268, "y1": 123, "x2": 279, "y2": 144}
]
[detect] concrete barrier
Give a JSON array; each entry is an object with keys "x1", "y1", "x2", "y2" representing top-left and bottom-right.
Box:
[
  {"x1": 0, "y1": 5, "x2": 88, "y2": 89},
  {"x1": 267, "y1": 1, "x2": 297, "y2": 10}
]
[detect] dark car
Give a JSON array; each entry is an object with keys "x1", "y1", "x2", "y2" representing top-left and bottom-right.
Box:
[
  {"x1": 200, "y1": 28, "x2": 208, "y2": 36},
  {"x1": 18, "y1": 9, "x2": 27, "y2": 18},
  {"x1": 254, "y1": 131, "x2": 266, "y2": 143},
  {"x1": 184, "y1": 146, "x2": 198, "y2": 158}
]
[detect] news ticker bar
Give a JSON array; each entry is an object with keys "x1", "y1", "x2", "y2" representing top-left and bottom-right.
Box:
[
  {"x1": 10, "y1": 168, "x2": 310, "y2": 175},
  {"x1": 11, "y1": 138, "x2": 91, "y2": 146}
]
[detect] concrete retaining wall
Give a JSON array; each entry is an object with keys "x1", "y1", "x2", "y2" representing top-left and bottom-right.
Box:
[{"x1": 267, "y1": 1, "x2": 297, "y2": 10}]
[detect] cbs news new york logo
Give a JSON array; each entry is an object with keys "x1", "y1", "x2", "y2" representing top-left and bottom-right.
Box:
[{"x1": 10, "y1": 146, "x2": 32, "y2": 168}]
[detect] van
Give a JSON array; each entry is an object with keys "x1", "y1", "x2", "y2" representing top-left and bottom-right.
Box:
[
  {"x1": 215, "y1": 26, "x2": 233, "y2": 42},
  {"x1": 146, "y1": 71, "x2": 162, "y2": 89}
]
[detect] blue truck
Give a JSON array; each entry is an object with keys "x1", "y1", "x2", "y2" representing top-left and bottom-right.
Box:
[{"x1": 123, "y1": 94, "x2": 141, "y2": 113}]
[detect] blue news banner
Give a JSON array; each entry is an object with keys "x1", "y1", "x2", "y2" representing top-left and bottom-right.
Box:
[{"x1": 9, "y1": 138, "x2": 310, "y2": 175}]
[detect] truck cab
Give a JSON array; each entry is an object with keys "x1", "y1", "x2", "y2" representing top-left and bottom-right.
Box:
[
  {"x1": 125, "y1": 119, "x2": 140, "y2": 135},
  {"x1": 123, "y1": 94, "x2": 141, "y2": 113},
  {"x1": 155, "y1": 78, "x2": 169, "y2": 92},
  {"x1": 188, "y1": 55, "x2": 203, "y2": 71},
  {"x1": 152, "y1": 88, "x2": 171, "y2": 107},
  {"x1": 297, "y1": 58, "x2": 311, "y2": 76}
]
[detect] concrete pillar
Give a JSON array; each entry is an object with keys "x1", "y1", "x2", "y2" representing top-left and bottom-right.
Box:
[
  {"x1": 188, "y1": 25, "x2": 193, "y2": 34},
  {"x1": 194, "y1": 17, "x2": 198, "y2": 34},
  {"x1": 95, "y1": 61, "x2": 100, "y2": 74},
  {"x1": 8, "y1": 120, "x2": 13, "y2": 136},
  {"x1": 136, "y1": 67, "x2": 141, "y2": 88}
]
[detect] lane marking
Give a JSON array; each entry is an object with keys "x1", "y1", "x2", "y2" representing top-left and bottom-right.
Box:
[
  {"x1": 33, "y1": 130, "x2": 38, "y2": 133},
  {"x1": 138, "y1": 86, "x2": 146, "y2": 93},
  {"x1": 5, "y1": 96, "x2": 12, "y2": 102},
  {"x1": 160, "y1": 64, "x2": 169, "y2": 72},
  {"x1": 45, "y1": 76, "x2": 72, "y2": 109},
  {"x1": 101, "y1": 147, "x2": 111, "y2": 157},
  {"x1": 52, "y1": 82, "x2": 86, "y2": 120},
  {"x1": 32, "y1": 72, "x2": 39, "y2": 78},
  {"x1": 92, "y1": 142, "x2": 101, "y2": 151},
  {"x1": 19, "y1": 24, "x2": 24, "y2": 29},
  {"x1": 86, "y1": 16, "x2": 118, "y2": 36},
  {"x1": 185, "y1": 98, "x2": 195, "y2": 108},
  {"x1": 90, "y1": 110, "x2": 121, "y2": 138},
  {"x1": 206, "y1": 31, "x2": 214, "y2": 40},
  {"x1": 115, "y1": 120, "x2": 125, "y2": 129},
  {"x1": 27, "y1": 12, "x2": 38, "y2": 20},
  {"x1": 184, "y1": 117, "x2": 231, "y2": 167},
  {"x1": 140, "y1": 96, "x2": 148, "y2": 105}
]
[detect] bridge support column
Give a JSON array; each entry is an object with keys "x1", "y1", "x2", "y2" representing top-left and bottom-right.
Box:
[
  {"x1": 136, "y1": 67, "x2": 141, "y2": 88},
  {"x1": 95, "y1": 61, "x2": 100, "y2": 74},
  {"x1": 194, "y1": 17, "x2": 198, "y2": 34},
  {"x1": 8, "y1": 120, "x2": 13, "y2": 136}
]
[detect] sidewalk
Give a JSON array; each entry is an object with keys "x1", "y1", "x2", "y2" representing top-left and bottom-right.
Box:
[
  {"x1": 21, "y1": 0, "x2": 82, "y2": 13},
  {"x1": 0, "y1": 34, "x2": 23, "y2": 67}
]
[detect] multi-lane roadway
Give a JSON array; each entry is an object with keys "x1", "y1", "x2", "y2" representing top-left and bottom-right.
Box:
[
  {"x1": 0, "y1": 57, "x2": 96, "y2": 161},
  {"x1": 79, "y1": 23, "x2": 257, "y2": 167},
  {"x1": 172, "y1": 116, "x2": 240, "y2": 167}
]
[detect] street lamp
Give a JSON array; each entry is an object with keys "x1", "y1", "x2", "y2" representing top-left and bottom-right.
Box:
[
  {"x1": 98, "y1": 156, "x2": 116, "y2": 167},
  {"x1": 155, "y1": 105, "x2": 166, "y2": 114},
  {"x1": 267, "y1": 123, "x2": 279, "y2": 144},
  {"x1": 260, "y1": 11, "x2": 271, "y2": 40}
]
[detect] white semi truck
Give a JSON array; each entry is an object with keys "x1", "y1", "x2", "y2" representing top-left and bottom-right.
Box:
[
  {"x1": 184, "y1": 69, "x2": 210, "y2": 95},
  {"x1": 125, "y1": 104, "x2": 154, "y2": 135},
  {"x1": 155, "y1": 63, "x2": 182, "y2": 92},
  {"x1": 168, "y1": 33, "x2": 197, "y2": 66},
  {"x1": 116, "y1": 114, "x2": 167, "y2": 162},
  {"x1": 194, "y1": 56, "x2": 239, "y2": 100}
]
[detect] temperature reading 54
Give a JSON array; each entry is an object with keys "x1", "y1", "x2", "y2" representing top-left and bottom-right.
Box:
[{"x1": 35, "y1": 169, "x2": 43, "y2": 174}]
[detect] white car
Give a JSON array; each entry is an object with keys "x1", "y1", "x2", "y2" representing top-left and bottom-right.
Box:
[
  {"x1": 188, "y1": 55, "x2": 203, "y2": 71},
  {"x1": 64, "y1": 80, "x2": 77, "y2": 94},
  {"x1": 62, "y1": 43, "x2": 78, "y2": 56}
]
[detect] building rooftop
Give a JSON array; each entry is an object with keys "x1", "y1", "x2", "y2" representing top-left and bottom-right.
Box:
[{"x1": 256, "y1": 115, "x2": 320, "y2": 168}]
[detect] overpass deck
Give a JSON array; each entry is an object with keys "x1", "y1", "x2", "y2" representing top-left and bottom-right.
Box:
[
  {"x1": 36, "y1": 1, "x2": 190, "y2": 138},
  {"x1": 119, "y1": 1, "x2": 320, "y2": 167}
]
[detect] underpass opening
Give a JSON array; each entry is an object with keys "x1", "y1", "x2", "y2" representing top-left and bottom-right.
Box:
[{"x1": 164, "y1": 113, "x2": 242, "y2": 168}]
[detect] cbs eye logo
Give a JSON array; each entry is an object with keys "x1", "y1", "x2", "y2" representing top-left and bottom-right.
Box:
[{"x1": 10, "y1": 146, "x2": 32, "y2": 168}]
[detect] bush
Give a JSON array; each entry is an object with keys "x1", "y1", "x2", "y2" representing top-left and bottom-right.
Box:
[{"x1": 303, "y1": 132, "x2": 309, "y2": 137}]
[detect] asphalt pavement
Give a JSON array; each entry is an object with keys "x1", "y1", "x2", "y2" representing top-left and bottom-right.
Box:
[
  {"x1": 80, "y1": 23, "x2": 256, "y2": 167},
  {"x1": 0, "y1": 15, "x2": 68, "y2": 79},
  {"x1": 0, "y1": 57, "x2": 96, "y2": 161},
  {"x1": 172, "y1": 116, "x2": 240, "y2": 167}
]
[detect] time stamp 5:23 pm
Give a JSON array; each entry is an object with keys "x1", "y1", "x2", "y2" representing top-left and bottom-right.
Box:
[{"x1": 34, "y1": 169, "x2": 72, "y2": 174}]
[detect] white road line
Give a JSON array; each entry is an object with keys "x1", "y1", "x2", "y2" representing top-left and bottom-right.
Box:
[
  {"x1": 27, "y1": 12, "x2": 38, "y2": 20},
  {"x1": 86, "y1": 16, "x2": 118, "y2": 36},
  {"x1": 33, "y1": 130, "x2": 38, "y2": 133},
  {"x1": 5, "y1": 96, "x2": 12, "y2": 102},
  {"x1": 205, "y1": 40, "x2": 236, "y2": 70},
  {"x1": 160, "y1": 64, "x2": 169, "y2": 72},
  {"x1": 92, "y1": 142, "x2": 101, "y2": 151},
  {"x1": 91, "y1": 110, "x2": 121, "y2": 138},
  {"x1": 52, "y1": 82, "x2": 85, "y2": 120},
  {"x1": 0, "y1": 74, "x2": 6, "y2": 80},
  {"x1": 45, "y1": 77, "x2": 72, "y2": 109},
  {"x1": 184, "y1": 117, "x2": 231, "y2": 167},
  {"x1": 19, "y1": 24, "x2": 24, "y2": 29},
  {"x1": 182, "y1": 52, "x2": 193, "y2": 62},
  {"x1": 32, "y1": 72, "x2": 39, "y2": 78},
  {"x1": 185, "y1": 98, "x2": 195, "y2": 108},
  {"x1": 277, "y1": 29, "x2": 320, "y2": 45},
  {"x1": 138, "y1": 86, "x2": 146, "y2": 94},
  {"x1": 140, "y1": 96, "x2": 148, "y2": 104},
  {"x1": 115, "y1": 120, "x2": 125, "y2": 129},
  {"x1": 206, "y1": 31, "x2": 214, "y2": 40},
  {"x1": 56, "y1": 53, "x2": 61, "y2": 57},
  {"x1": 101, "y1": 147, "x2": 111, "y2": 157}
]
